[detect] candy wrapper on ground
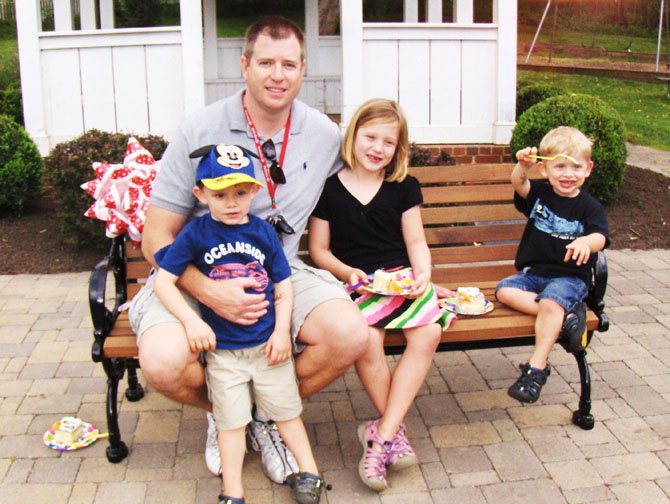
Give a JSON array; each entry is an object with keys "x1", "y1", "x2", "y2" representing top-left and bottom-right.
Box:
[{"x1": 81, "y1": 137, "x2": 160, "y2": 246}]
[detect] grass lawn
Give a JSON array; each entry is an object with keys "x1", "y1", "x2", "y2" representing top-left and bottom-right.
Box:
[
  {"x1": 518, "y1": 70, "x2": 670, "y2": 151},
  {"x1": 0, "y1": 22, "x2": 18, "y2": 89},
  {"x1": 518, "y1": 25, "x2": 661, "y2": 55}
]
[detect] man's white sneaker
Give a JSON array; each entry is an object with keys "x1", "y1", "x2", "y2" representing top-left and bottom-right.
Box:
[
  {"x1": 248, "y1": 418, "x2": 299, "y2": 484},
  {"x1": 206, "y1": 412, "x2": 222, "y2": 476}
]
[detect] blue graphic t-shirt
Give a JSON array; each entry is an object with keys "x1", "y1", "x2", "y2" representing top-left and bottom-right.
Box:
[
  {"x1": 514, "y1": 180, "x2": 609, "y2": 284},
  {"x1": 156, "y1": 214, "x2": 292, "y2": 349}
]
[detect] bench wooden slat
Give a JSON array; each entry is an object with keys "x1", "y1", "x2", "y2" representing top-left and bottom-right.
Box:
[
  {"x1": 127, "y1": 261, "x2": 153, "y2": 280},
  {"x1": 425, "y1": 223, "x2": 525, "y2": 246},
  {"x1": 408, "y1": 163, "x2": 543, "y2": 184},
  {"x1": 423, "y1": 184, "x2": 513, "y2": 204},
  {"x1": 421, "y1": 204, "x2": 522, "y2": 225},
  {"x1": 431, "y1": 243, "x2": 518, "y2": 264},
  {"x1": 433, "y1": 264, "x2": 516, "y2": 284}
]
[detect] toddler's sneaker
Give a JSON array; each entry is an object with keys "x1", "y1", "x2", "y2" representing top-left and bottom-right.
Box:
[
  {"x1": 561, "y1": 302, "x2": 588, "y2": 353},
  {"x1": 357, "y1": 419, "x2": 389, "y2": 491},
  {"x1": 286, "y1": 471, "x2": 327, "y2": 504},
  {"x1": 508, "y1": 362, "x2": 551, "y2": 403},
  {"x1": 386, "y1": 423, "x2": 417, "y2": 470},
  {"x1": 217, "y1": 495, "x2": 245, "y2": 504},
  {"x1": 206, "y1": 412, "x2": 222, "y2": 476}
]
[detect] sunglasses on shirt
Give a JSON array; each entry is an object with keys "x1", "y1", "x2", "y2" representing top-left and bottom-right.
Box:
[{"x1": 261, "y1": 139, "x2": 287, "y2": 185}]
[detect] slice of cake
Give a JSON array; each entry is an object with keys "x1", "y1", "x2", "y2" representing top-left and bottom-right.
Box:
[
  {"x1": 457, "y1": 287, "x2": 487, "y2": 314},
  {"x1": 372, "y1": 269, "x2": 394, "y2": 292},
  {"x1": 371, "y1": 269, "x2": 414, "y2": 293},
  {"x1": 53, "y1": 417, "x2": 85, "y2": 445}
]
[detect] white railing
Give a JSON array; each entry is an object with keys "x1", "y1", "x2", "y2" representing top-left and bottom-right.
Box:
[{"x1": 32, "y1": 28, "x2": 185, "y2": 151}]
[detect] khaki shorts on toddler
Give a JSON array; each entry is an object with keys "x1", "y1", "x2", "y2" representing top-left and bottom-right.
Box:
[{"x1": 205, "y1": 343, "x2": 303, "y2": 431}]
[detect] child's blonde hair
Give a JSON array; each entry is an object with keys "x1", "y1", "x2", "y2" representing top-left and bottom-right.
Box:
[
  {"x1": 540, "y1": 126, "x2": 593, "y2": 160},
  {"x1": 342, "y1": 98, "x2": 409, "y2": 182}
]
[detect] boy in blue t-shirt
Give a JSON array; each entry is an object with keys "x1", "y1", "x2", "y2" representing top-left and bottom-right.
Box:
[{"x1": 153, "y1": 144, "x2": 323, "y2": 504}]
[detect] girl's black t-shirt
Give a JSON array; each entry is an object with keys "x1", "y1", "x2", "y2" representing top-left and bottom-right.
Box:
[{"x1": 311, "y1": 173, "x2": 423, "y2": 273}]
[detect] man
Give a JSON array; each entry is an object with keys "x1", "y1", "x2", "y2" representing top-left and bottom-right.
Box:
[{"x1": 129, "y1": 16, "x2": 370, "y2": 482}]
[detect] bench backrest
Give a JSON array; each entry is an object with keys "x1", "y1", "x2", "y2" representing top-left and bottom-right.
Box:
[{"x1": 121, "y1": 163, "x2": 538, "y2": 295}]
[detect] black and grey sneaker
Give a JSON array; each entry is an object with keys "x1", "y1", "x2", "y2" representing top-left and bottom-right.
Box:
[
  {"x1": 286, "y1": 472, "x2": 329, "y2": 504},
  {"x1": 217, "y1": 495, "x2": 245, "y2": 504},
  {"x1": 508, "y1": 362, "x2": 551, "y2": 403}
]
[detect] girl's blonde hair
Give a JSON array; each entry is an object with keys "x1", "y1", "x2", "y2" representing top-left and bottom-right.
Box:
[{"x1": 342, "y1": 98, "x2": 409, "y2": 182}]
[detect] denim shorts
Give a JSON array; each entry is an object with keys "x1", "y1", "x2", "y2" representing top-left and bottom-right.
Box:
[{"x1": 495, "y1": 270, "x2": 588, "y2": 313}]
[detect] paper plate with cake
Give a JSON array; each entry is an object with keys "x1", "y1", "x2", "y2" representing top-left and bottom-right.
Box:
[
  {"x1": 43, "y1": 416, "x2": 105, "y2": 451},
  {"x1": 363, "y1": 268, "x2": 415, "y2": 296},
  {"x1": 441, "y1": 287, "x2": 494, "y2": 315}
]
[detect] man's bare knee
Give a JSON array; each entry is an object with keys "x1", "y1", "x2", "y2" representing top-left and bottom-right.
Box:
[{"x1": 138, "y1": 323, "x2": 200, "y2": 392}]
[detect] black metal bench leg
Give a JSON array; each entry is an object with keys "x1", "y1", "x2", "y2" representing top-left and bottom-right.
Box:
[
  {"x1": 572, "y1": 340, "x2": 595, "y2": 430},
  {"x1": 103, "y1": 359, "x2": 129, "y2": 463},
  {"x1": 125, "y1": 360, "x2": 145, "y2": 402}
]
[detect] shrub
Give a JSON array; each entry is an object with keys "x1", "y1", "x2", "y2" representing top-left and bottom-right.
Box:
[
  {"x1": 510, "y1": 93, "x2": 627, "y2": 204},
  {"x1": 45, "y1": 130, "x2": 168, "y2": 247},
  {"x1": 0, "y1": 82, "x2": 24, "y2": 126},
  {"x1": 0, "y1": 115, "x2": 43, "y2": 217},
  {"x1": 516, "y1": 81, "x2": 564, "y2": 119},
  {"x1": 409, "y1": 143, "x2": 457, "y2": 167}
]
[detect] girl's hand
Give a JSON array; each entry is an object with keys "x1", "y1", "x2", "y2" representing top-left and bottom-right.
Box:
[
  {"x1": 265, "y1": 330, "x2": 291, "y2": 366},
  {"x1": 565, "y1": 237, "x2": 592, "y2": 266},
  {"x1": 515, "y1": 146, "x2": 537, "y2": 169},
  {"x1": 434, "y1": 284, "x2": 457, "y2": 299},
  {"x1": 347, "y1": 269, "x2": 370, "y2": 294},
  {"x1": 407, "y1": 271, "x2": 430, "y2": 298},
  {"x1": 184, "y1": 318, "x2": 216, "y2": 353}
]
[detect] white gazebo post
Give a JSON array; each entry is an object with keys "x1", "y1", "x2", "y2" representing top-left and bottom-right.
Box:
[
  {"x1": 180, "y1": 0, "x2": 206, "y2": 114},
  {"x1": 80, "y1": 0, "x2": 97, "y2": 30},
  {"x1": 339, "y1": 0, "x2": 364, "y2": 126},
  {"x1": 404, "y1": 0, "x2": 418, "y2": 22},
  {"x1": 493, "y1": 0, "x2": 517, "y2": 143},
  {"x1": 53, "y1": 0, "x2": 73, "y2": 31},
  {"x1": 203, "y1": 0, "x2": 218, "y2": 80},
  {"x1": 15, "y1": 0, "x2": 49, "y2": 154},
  {"x1": 425, "y1": 0, "x2": 442, "y2": 23},
  {"x1": 453, "y1": 0, "x2": 473, "y2": 23},
  {"x1": 304, "y1": 0, "x2": 319, "y2": 76},
  {"x1": 99, "y1": 0, "x2": 114, "y2": 29}
]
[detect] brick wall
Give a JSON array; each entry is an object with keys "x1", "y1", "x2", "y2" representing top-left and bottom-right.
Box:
[{"x1": 422, "y1": 144, "x2": 513, "y2": 165}]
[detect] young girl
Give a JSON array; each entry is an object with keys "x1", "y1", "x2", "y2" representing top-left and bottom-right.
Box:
[{"x1": 308, "y1": 98, "x2": 454, "y2": 491}]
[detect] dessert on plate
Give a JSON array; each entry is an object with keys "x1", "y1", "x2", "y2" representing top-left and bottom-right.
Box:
[
  {"x1": 52, "y1": 417, "x2": 85, "y2": 445},
  {"x1": 371, "y1": 269, "x2": 414, "y2": 294},
  {"x1": 456, "y1": 287, "x2": 487, "y2": 314}
]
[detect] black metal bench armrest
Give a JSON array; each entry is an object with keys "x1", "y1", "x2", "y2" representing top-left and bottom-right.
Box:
[
  {"x1": 89, "y1": 236, "x2": 128, "y2": 362},
  {"x1": 586, "y1": 250, "x2": 609, "y2": 332}
]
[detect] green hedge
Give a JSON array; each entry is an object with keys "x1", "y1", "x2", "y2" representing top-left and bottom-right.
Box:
[
  {"x1": 0, "y1": 115, "x2": 43, "y2": 217},
  {"x1": 45, "y1": 130, "x2": 168, "y2": 247},
  {"x1": 511, "y1": 93, "x2": 627, "y2": 204},
  {"x1": 516, "y1": 81, "x2": 565, "y2": 119}
]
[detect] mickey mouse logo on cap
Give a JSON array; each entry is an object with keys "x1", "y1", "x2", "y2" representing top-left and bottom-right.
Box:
[{"x1": 190, "y1": 144, "x2": 263, "y2": 191}]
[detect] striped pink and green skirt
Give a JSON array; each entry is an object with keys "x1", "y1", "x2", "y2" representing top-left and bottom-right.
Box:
[{"x1": 354, "y1": 282, "x2": 456, "y2": 330}]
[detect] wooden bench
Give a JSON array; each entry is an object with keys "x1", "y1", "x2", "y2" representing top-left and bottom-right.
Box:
[{"x1": 89, "y1": 162, "x2": 609, "y2": 463}]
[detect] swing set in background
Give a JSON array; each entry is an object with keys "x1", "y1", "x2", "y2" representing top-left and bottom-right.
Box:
[{"x1": 524, "y1": 0, "x2": 670, "y2": 71}]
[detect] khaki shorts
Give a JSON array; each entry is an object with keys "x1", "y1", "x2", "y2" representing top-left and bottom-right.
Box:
[
  {"x1": 205, "y1": 344, "x2": 302, "y2": 431},
  {"x1": 128, "y1": 262, "x2": 350, "y2": 350}
]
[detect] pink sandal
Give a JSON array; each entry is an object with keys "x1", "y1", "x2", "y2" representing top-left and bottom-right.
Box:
[
  {"x1": 357, "y1": 419, "x2": 388, "y2": 491},
  {"x1": 386, "y1": 423, "x2": 418, "y2": 470}
]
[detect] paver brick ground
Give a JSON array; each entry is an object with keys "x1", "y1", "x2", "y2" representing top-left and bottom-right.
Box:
[{"x1": 1, "y1": 249, "x2": 670, "y2": 502}]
